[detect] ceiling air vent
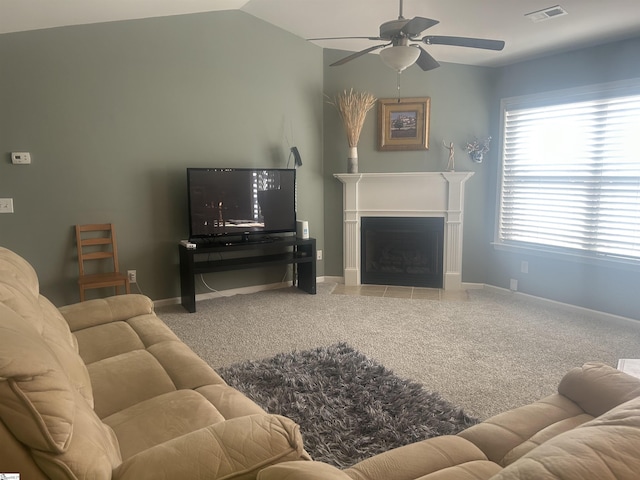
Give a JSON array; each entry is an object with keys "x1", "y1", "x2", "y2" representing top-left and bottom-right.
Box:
[{"x1": 525, "y1": 5, "x2": 568, "y2": 23}]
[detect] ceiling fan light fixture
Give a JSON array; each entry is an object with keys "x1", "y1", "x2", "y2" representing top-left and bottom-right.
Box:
[{"x1": 379, "y1": 45, "x2": 420, "y2": 72}]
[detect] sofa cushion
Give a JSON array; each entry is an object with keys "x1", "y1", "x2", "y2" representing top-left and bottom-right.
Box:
[
  {"x1": 0, "y1": 304, "x2": 75, "y2": 453},
  {"x1": 0, "y1": 246, "x2": 39, "y2": 297},
  {"x1": 501, "y1": 413, "x2": 593, "y2": 465},
  {"x1": 0, "y1": 271, "x2": 94, "y2": 407},
  {"x1": 257, "y1": 461, "x2": 353, "y2": 480},
  {"x1": 73, "y1": 321, "x2": 146, "y2": 364},
  {"x1": 491, "y1": 395, "x2": 640, "y2": 480},
  {"x1": 458, "y1": 393, "x2": 586, "y2": 466},
  {"x1": 197, "y1": 384, "x2": 267, "y2": 419},
  {"x1": 37, "y1": 295, "x2": 94, "y2": 407},
  {"x1": 87, "y1": 349, "x2": 178, "y2": 418},
  {"x1": 147, "y1": 340, "x2": 227, "y2": 389},
  {"x1": 30, "y1": 387, "x2": 122, "y2": 480},
  {"x1": 259, "y1": 460, "x2": 501, "y2": 480},
  {"x1": 0, "y1": 272, "x2": 42, "y2": 329},
  {"x1": 59, "y1": 294, "x2": 154, "y2": 332},
  {"x1": 0, "y1": 419, "x2": 50, "y2": 480},
  {"x1": 0, "y1": 304, "x2": 118, "y2": 478},
  {"x1": 113, "y1": 414, "x2": 310, "y2": 480},
  {"x1": 413, "y1": 460, "x2": 502, "y2": 480},
  {"x1": 343, "y1": 435, "x2": 494, "y2": 480},
  {"x1": 103, "y1": 389, "x2": 226, "y2": 459},
  {"x1": 126, "y1": 313, "x2": 184, "y2": 346}
]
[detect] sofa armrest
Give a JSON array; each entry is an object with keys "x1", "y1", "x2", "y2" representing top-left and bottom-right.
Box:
[
  {"x1": 113, "y1": 414, "x2": 310, "y2": 480},
  {"x1": 459, "y1": 363, "x2": 640, "y2": 467},
  {"x1": 490, "y1": 396, "x2": 640, "y2": 480},
  {"x1": 458, "y1": 393, "x2": 585, "y2": 466},
  {"x1": 258, "y1": 461, "x2": 350, "y2": 480},
  {"x1": 59, "y1": 294, "x2": 154, "y2": 332},
  {"x1": 558, "y1": 362, "x2": 640, "y2": 417}
]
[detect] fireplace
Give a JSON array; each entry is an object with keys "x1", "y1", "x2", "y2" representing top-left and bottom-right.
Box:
[
  {"x1": 361, "y1": 217, "x2": 444, "y2": 288},
  {"x1": 334, "y1": 172, "x2": 473, "y2": 290}
]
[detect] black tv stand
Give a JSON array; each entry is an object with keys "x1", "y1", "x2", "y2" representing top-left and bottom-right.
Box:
[
  {"x1": 179, "y1": 236, "x2": 316, "y2": 313},
  {"x1": 189, "y1": 234, "x2": 283, "y2": 247},
  {"x1": 228, "y1": 233, "x2": 279, "y2": 246}
]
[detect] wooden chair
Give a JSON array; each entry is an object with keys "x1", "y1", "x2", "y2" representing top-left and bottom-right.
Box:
[{"x1": 75, "y1": 223, "x2": 130, "y2": 301}]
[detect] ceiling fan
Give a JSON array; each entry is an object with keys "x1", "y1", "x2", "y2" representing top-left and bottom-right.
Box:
[{"x1": 309, "y1": 0, "x2": 505, "y2": 73}]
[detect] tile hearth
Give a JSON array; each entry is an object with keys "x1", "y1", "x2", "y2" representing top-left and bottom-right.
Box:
[{"x1": 331, "y1": 284, "x2": 471, "y2": 301}]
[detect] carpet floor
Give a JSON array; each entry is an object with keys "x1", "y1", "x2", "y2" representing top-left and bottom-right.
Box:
[{"x1": 157, "y1": 283, "x2": 640, "y2": 419}]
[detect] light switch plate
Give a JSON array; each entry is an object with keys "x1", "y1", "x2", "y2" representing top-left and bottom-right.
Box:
[
  {"x1": 0, "y1": 198, "x2": 14, "y2": 213},
  {"x1": 11, "y1": 152, "x2": 31, "y2": 164}
]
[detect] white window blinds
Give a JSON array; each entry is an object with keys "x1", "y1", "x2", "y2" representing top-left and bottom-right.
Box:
[{"x1": 498, "y1": 87, "x2": 640, "y2": 262}]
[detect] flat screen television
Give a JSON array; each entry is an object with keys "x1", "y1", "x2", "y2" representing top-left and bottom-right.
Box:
[{"x1": 187, "y1": 168, "x2": 297, "y2": 242}]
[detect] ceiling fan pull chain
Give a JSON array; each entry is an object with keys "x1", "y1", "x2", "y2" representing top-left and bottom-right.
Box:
[{"x1": 397, "y1": 72, "x2": 402, "y2": 101}]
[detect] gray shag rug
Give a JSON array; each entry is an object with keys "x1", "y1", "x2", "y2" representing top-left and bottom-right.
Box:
[{"x1": 217, "y1": 343, "x2": 478, "y2": 468}]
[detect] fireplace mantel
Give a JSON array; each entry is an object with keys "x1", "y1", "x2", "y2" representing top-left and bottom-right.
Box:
[{"x1": 334, "y1": 172, "x2": 474, "y2": 290}]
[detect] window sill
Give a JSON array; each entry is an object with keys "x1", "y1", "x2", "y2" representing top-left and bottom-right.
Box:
[{"x1": 492, "y1": 242, "x2": 640, "y2": 272}]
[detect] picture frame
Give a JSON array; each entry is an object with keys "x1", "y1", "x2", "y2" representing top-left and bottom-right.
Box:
[{"x1": 377, "y1": 97, "x2": 430, "y2": 151}]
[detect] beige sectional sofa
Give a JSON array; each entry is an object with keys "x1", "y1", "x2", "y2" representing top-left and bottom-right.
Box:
[
  {"x1": 0, "y1": 246, "x2": 309, "y2": 479},
  {"x1": 3, "y1": 244, "x2": 640, "y2": 480}
]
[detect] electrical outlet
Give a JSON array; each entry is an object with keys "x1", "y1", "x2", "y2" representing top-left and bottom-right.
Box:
[
  {"x1": 127, "y1": 270, "x2": 137, "y2": 283},
  {"x1": 0, "y1": 198, "x2": 14, "y2": 213},
  {"x1": 510, "y1": 278, "x2": 518, "y2": 291},
  {"x1": 316, "y1": 249, "x2": 323, "y2": 261}
]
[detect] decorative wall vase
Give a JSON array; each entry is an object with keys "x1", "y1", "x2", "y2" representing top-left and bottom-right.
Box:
[
  {"x1": 348, "y1": 146, "x2": 358, "y2": 173},
  {"x1": 470, "y1": 151, "x2": 484, "y2": 163},
  {"x1": 465, "y1": 137, "x2": 491, "y2": 165}
]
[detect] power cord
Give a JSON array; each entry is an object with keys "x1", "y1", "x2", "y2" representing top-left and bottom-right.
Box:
[
  {"x1": 199, "y1": 274, "x2": 221, "y2": 295},
  {"x1": 130, "y1": 281, "x2": 144, "y2": 296},
  {"x1": 281, "y1": 264, "x2": 294, "y2": 285}
]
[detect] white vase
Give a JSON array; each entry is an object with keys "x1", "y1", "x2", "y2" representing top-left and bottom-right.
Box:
[{"x1": 347, "y1": 146, "x2": 358, "y2": 173}]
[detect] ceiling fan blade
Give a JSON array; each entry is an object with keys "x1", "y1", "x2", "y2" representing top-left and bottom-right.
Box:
[
  {"x1": 401, "y1": 17, "x2": 439, "y2": 36},
  {"x1": 422, "y1": 35, "x2": 505, "y2": 51},
  {"x1": 330, "y1": 44, "x2": 388, "y2": 66},
  {"x1": 308, "y1": 36, "x2": 383, "y2": 41},
  {"x1": 414, "y1": 46, "x2": 441, "y2": 71}
]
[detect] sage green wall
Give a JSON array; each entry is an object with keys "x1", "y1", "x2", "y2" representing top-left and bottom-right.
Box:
[
  {"x1": 0, "y1": 11, "x2": 324, "y2": 305},
  {"x1": 322, "y1": 48, "x2": 498, "y2": 284},
  {"x1": 486, "y1": 37, "x2": 640, "y2": 320},
  {"x1": 2, "y1": 9, "x2": 638, "y2": 319}
]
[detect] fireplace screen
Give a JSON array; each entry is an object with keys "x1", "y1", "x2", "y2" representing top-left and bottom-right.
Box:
[{"x1": 361, "y1": 217, "x2": 444, "y2": 288}]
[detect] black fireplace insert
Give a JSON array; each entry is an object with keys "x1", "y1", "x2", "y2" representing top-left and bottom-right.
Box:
[{"x1": 361, "y1": 217, "x2": 444, "y2": 288}]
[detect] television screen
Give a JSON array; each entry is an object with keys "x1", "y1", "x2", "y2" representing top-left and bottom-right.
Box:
[{"x1": 187, "y1": 168, "x2": 297, "y2": 240}]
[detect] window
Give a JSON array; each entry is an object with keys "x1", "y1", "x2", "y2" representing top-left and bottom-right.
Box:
[{"x1": 497, "y1": 80, "x2": 640, "y2": 264}]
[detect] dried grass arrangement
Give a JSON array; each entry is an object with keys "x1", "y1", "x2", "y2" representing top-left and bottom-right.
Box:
[{"x1": 328, "y1": 89, "x2": 377, "y2": 148}]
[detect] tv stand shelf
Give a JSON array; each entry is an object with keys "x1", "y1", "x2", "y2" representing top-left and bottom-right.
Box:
[{"x1": 179, "y1": 237, "x2": 316, "y2": 313}]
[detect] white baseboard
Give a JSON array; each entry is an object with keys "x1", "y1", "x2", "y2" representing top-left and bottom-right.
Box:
[
  {"x1": 314, "y1": 277, "x2": 483, "y2": 290},
  {"x1": 154, "y1": 277, "x2": 329, "y2": 309},
  {"x1": 154, "y1": 277, "x2": 637, "y2": 325},
  {"x1": 482, "y1": 284, "x2": 638, "y2": 327},
  {"x1": 322, "y1": 275, "x2": 344, "y2": 284}
]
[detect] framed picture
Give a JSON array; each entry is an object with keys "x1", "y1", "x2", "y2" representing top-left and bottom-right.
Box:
[{"x1": 377, "y1": 97, "x2": 430, "y2": 151}]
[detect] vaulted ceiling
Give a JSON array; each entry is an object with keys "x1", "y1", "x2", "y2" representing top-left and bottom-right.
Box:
[{"x1": 2, "y1": 0, "x2": 639, "y2": 67}]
